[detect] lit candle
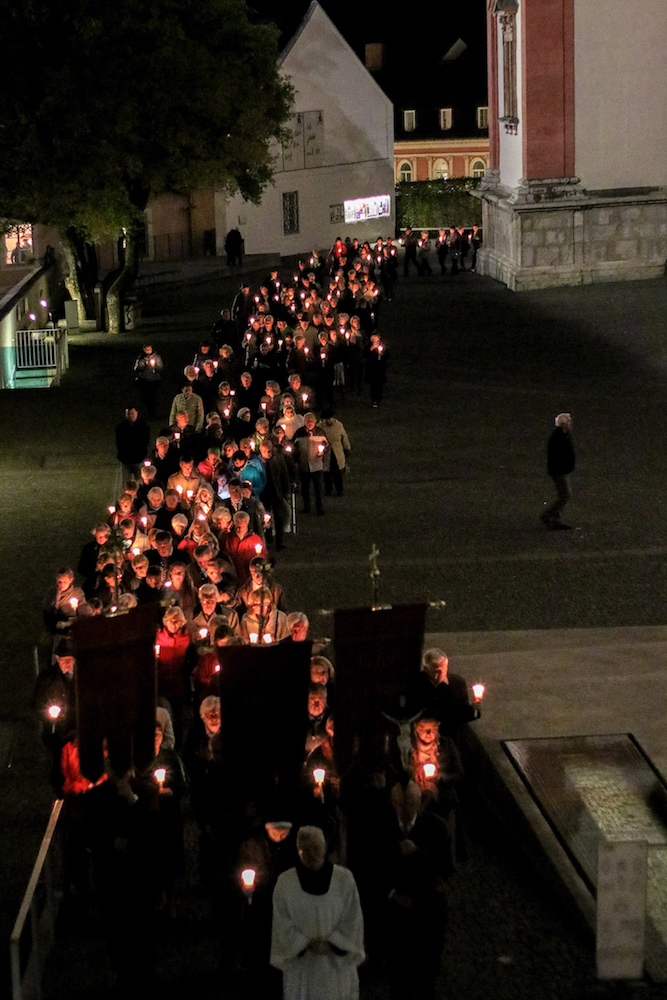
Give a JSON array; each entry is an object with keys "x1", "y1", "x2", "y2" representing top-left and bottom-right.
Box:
[
  {"x1": 176, "y1": 485, "x2": 183, "y2": 495},
  {"x1": 198, "y1": 514, "x2": 206, "y2": 521},
  {"x1": 48, "y1": 704, "x2": 61, "y2": 720},
  {"x1": 150, "y1": 358, "x2": 156, "y2": 366},
  {"x1": 132, "y1": 547, "x2": 140, "y2": 556},
  {"x1": 198, "y1": 627, "x2": 209, "y2": 640},
  {"x1": 241, "y1": 868, "x2": 256, "y2": 892},
  {"x1": 262, "y1": 633, "x2": 273, "y2": 644},
  {"x1": 214, "y1": 663, "x2": 221, "y2": 673},
  {"x1": 154, "y1": 767, "x2": 166, "y2": 789},
  {"x1": 313, "y1": 767, "x2": 325, "y2": 797},
  {"x1": 186, "y1": 489, "x2": 194, "y2": 499},
  {"x1": 230, "y1": 390, "x2": 235, "y2": 396},
  {"x1": 141, "y1": 516, "x2": 147, "y2": 526},
  {"x1": 40, "y1": 298, "x2": 48, "y2": 308},
  {"x1": 285, "y1": 445, "x2": 293, "y2": 453},
  {"x1": 261, "y1": 401, "x2": 267, "y2": 410},
  {"x1": 472, "y1": 683, "x2": 486, "y2": 702},
  {"x1": 69, "y1": 597, "x2": 79, "y2": 610},
  {"x1": 164, "y1": 581, "x2": 172, "y2": 589},
  {"x1": 223, "y1": 408, "x2": 230, "y2": 418},
  {"x1": 254, "y1": 543, "x2": 263, "y2": 555},
  {"x1": 154, "y1": 643, "x2": 160, "y2": 657},
  {"x1": 193, "y1": 366, "x2": 200, "y2": 374},
  {"x1": 303, "y1": 347, "x2": 309, "y2": 355},
  {"x1": 302, "y1": 393, "x2": 308, "y2": 403},
  {"x1": 174, "y1": 432, "x2": 180, "y2": 442},
  {"x1": 213, "y1": 360, "x2": 218, "y2": 368},
  {"x1": 317, "y1": 443, "x2": 325, "y2": 455},
  {"x1": 108, "y1": 505, "x2": 116, "y2": 514},
  {"x1": 423, "y1": 762, "x2": 436, "y2": 779},
  {"x1": 378, "y1": 345, "x2": 384, "y2": 354},
  {"x1": 263, "y1": 513, "x2": 271, "y2": 524},
  {"x1": 143, "y1": 460, "x2": 151, "y2": 467},
  {"x1": 250, "y1": 440, "x2": 256, "y2": 449},
  {"x1": 249, "y1": 632, "x2": 258, "y2": 644}
]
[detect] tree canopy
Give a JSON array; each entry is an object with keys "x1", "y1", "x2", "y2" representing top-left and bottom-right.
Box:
[{"x1": 0, "y1": 0, "x2": 294, "y2": 238}]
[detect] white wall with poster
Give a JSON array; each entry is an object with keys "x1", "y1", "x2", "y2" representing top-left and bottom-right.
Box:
[{"x1": 218, "y1": 2, "x2": 395, "y2": 256}]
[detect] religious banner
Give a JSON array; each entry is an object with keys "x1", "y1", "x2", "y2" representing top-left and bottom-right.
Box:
[
  {"x1": 215, "y1": 642, "x2": 312, "y2": 818},
  {"x1": 333, "y1": 604, "x2": 427, "y2": 780},
  {"x1": 73, "y1": 604, "x2": 159, "y2": 782}
]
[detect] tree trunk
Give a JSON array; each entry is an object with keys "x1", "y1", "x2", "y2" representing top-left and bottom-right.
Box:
[
  {"x1": 107, "y1": 228, "x2": 139, "y2": 335},
  {"x1": 60, "y1": 228, "x2": 98, "y2": 323}
]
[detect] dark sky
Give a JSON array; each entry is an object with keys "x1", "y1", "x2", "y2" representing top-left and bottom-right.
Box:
[{"x1": 247, "y1": 0, "x2": 486, "y2": 62}]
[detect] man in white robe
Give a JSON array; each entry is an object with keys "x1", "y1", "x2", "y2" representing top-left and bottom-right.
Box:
[{"x1": 271, "y1": 825, "x2": 365, "y2": 1000}]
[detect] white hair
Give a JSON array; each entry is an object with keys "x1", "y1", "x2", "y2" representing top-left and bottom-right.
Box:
[{"x1": 555, "y1": 412, "x2": 571, "y2": 427}]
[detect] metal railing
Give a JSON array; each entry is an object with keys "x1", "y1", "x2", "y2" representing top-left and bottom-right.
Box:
[
  {"x1": 10, "y1": 799, "x2": 63, "y2": 1000},
  {"x1": 14, "y1": 329, "x2": 69, "y2": 380}
]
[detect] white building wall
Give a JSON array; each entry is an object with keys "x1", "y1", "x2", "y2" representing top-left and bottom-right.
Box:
[
  {"x1": 222, "y1": 2, "x2": 394, "y2": 256},
  {"x1": 497, "y1": 6, "x2": 523, "y2": 192},
  {"x1": 575, "y1": 0, "x2": 667, "y2": 190}
]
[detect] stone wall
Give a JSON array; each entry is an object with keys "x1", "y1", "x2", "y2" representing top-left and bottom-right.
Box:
[{"x1": 478, "y1": 190, "x2": 667, "y2": 291}]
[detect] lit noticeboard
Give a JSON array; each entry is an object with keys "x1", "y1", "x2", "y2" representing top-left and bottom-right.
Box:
[{"x1": 344, "y1": 195, "x2": 391, "y2": 224}]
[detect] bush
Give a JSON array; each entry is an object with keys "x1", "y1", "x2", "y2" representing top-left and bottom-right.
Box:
[{"x1": 396, "y1": 178, "x2": 482, "y2": 231}]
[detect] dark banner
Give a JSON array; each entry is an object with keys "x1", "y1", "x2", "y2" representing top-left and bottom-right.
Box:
[
  {"x1": 73, "y1": 604, "x2": 159, "y2": 782},
  {"x1": 333, "y1": 604, "x2": 427, "y2": 779},
  {"x1": 216, "y1": 642, "x2": 312, "y2": 817}
]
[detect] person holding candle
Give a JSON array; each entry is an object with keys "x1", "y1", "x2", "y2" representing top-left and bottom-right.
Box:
[
  {"x1": 364, "y1": 333, "x2": 387, "y2": 408},
  {"x1": 292, "y1": 412, "x2": 328, "y2": 516},
  {"x1": 133, "y1": 344, "x2": 163, "y2": 418},
  {"x1": 77, "y1": 524, "x2": 111, "y2": 597},
  {"x1": 167, "y1": 456, "x2": 204, "y2": 499},
  {"x1": 411, "y1": 648, "x2": 480, "y2": 745},
  {"x1": 33, "y1": 639, "x2": 78, "y2": 787},
  {"x1": 42, "y1": 567, "x2": 86, "y2": 634},
  {"x1": 271, "y1": 825, "x2": 365, "y2": 1000},
  {"x1": 239, "y1": 587, "x2": 288, "y2": 645}
]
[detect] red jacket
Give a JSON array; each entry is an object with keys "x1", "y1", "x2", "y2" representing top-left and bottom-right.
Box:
[{"x1": 155, "y1": 626, "x2": 192, "y2": 699}]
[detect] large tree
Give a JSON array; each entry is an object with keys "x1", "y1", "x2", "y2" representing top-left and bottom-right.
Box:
[{"x1": 0, "y1": 0, "x2": 293, "y2": 327}]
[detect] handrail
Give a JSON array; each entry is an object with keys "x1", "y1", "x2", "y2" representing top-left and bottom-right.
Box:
[{"x1": 10, "y1": 799, "x2": 63, "y2": 1000}]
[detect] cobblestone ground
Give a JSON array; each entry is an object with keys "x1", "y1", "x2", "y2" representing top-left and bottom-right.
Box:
[{"x1": 3, "y1": 261, "x2": 667, "y2": 997}]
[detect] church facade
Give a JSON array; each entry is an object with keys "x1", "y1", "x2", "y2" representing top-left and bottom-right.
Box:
[{"x1": 477, "y1": 0, "x2": 667, "y2": 290}]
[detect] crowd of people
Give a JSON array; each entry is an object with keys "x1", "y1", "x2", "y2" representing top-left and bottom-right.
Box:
[{"x1": 33, "y1": 237, "x2": 483, "y2": 999}]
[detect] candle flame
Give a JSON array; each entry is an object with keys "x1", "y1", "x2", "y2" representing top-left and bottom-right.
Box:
[
  {"x1": 423, "y1": 762, "x2": 436, "y2": 778},
  {"x1": 241, "y1": 868, "x2": 256, "y2": 889},
  {"x1": 48, "y1": 704, "x2": 61, "y2": 720},
  {"x1": 249, "y1": 632, "x2": 258, "y2": 644},
  {"x1": 313, "y1": 767, "x2": 325, "y2": 785},
  {"x1": 472, "y1": 683, "x2": 485, "y2": 701},
  {"x1": 154, "y1": 768, "x2": 166, "y2": 785}
]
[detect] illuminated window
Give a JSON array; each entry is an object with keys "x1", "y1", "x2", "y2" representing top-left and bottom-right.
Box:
[
  {"x1": 398, "y1": 161, "x2": 413, "y2": 183},
  {"x1": 403, "y1": 110, "x2": 416, "y2": 132},
  {"x1": 283, "y1": 192, "x2": 299, "y2": 235},
  {"x1": 433, "y1": 158, "x2": 449, "y2": 180},
  {"x1": 471, "y1": 159, "x2": 486, "y2": 178},
  {"x1": 477, "y1": 106, "x2": 489, "y2": 129},
  {"x1": 439, "y1": 108, "x2": 453, "y2": 130}
]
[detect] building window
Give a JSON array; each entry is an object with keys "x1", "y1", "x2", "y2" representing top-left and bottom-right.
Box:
[
  {"x1": 477, "y1": 106, "x2": 489, "y2": 129},
  {"x1": 283, "y1": 191, "x2": 299, "y2": 235},
  {"x1": 471, "y1": 159, "x2": 486, "y2": 178},
  {"x1": 433, "y1": 158, "x2": 449, "y2": 180},
  {"x1": 398, "y1": 161, "x2": 413, "y2": 183},
  {"x1": 330, "y1": 203, "x2": 344, "y2": 225},
  {"x1": 439, "y1": 108, "x2": 453, "y2": 130},
  {"x1": 403, "y1": 110, "x2": 416, "y2": 132}
]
